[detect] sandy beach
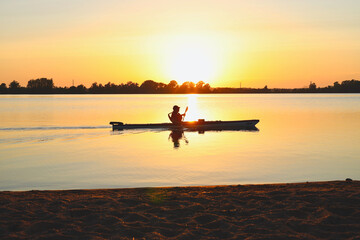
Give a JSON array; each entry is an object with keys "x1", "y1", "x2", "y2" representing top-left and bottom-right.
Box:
[{"x1": 0, "y1": 181, "x2": 359, "y2": 239}]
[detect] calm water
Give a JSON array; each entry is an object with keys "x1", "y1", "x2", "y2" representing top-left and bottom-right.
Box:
[{"x1": 1, "y1": 94, "x2": 359, "y2": 190}]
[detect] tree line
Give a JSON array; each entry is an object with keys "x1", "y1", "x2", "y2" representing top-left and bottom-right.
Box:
[
  {"x1": 0, "y1": 78, "x2": 212, "y2": 94},
  {"x1": 1, "y1": 78, "x2": 360, "y2": 94}
]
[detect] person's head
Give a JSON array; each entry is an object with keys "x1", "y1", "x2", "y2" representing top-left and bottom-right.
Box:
[{"x1": 173, "y1": 105, "x2": 180, "y2": 113}]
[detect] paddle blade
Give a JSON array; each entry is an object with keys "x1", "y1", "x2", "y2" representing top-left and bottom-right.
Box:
[{"x1": 185, "y1": 106, "x2": 188, "y2": 113}]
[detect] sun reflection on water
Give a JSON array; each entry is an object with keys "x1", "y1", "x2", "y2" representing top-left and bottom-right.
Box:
[{"x1": 184, "y1": 94, "x2": 201, "y2": 121}]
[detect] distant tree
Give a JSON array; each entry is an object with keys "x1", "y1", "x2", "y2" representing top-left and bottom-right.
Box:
[
  {"x1": 122, "y1": 81, "x2": 139, "y2": 93},
  {"x1": 177, "y1": 81, "x2": 197, "y2": 93},
  {"x1": 67, "y1": 86, "x2": 77, "y2": 94},
  {"x1": 104, "y1": 82, "x2": 117, "y2": 89},
  {"x1": 166, "y1": 80, "x2": 178, "y2": 93},
  {"x1": 104, "y1": 82, "x2": 118, "y2": 93},
  {"x1": 179, "y1": 81, "x2": 191, "y2": 93},
  {"x1": 9, "y1": 80, "x2": 20, "y2": 89},
  {"x1": 90, "y1": 82, "x2": 99, "y2": 89},
  {"x1": 89, "y1": 82, "x2": 99, "y2": 93},
  {"x1": 264, "y1": 85, "x2": 268, "y2": 90},
  {"x1": 157, "y1": 82, "x2": 167, "y2": 93},
  {"x1": 195, "y1": 81, "x2": 205, "y2": 92},
  {"x1": 76, "y1": 84, "x2": 87, "y2": 93},
  {"x1": 125, "y1": 81, "x2": 138, "y2": 88},
  {"x1": 196, "y1": 81, "x2": 204, "y2": 88},
  {"x1": 309, "y1": 82, "x2": 317, "y2": 90},
  {"x1": 202, "y1": 83, "x2": 211, "y2": 92},
  {"x1": 340, "y1": 79, "x2": 360, "y2": 92},
  {"x1": 189, "y1": 82, "x2": 195, "y2": 92},
  {"x1": 140, "y1": 80, "x2": 161, "y2": 93},
  {"x1": 167, "y1": 80, "x2": 178, "y2": 89},
  {"x1": 27, "y1": 78, "x2": 54, "y2": 89},
  {"x1": 0, "y1": 83, "x2": 7, "y2": 93},
  {"x1": 333, "y1": 81, "x2": 340, "y2": 89}
]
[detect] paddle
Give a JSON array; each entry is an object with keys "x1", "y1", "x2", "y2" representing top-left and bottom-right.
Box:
[{"x1": 182, "y1": 106, "x2": 188, "y2": 121}]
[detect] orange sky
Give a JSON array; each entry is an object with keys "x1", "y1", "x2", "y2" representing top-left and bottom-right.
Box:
[{"x1": 0, "y1": 0, "x2": 359, "y2": 88}]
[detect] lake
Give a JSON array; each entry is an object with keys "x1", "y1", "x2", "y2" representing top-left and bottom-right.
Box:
[{"x1": 0, "y1": 94, "x2": 359, "y2": 190}]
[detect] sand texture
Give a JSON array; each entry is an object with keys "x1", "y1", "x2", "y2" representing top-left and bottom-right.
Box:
[{"x1": 1, "y1": 181, "x2": 360, "y2": 239}]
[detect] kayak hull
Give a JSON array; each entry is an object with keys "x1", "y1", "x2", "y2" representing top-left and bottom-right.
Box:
[{"x1": 110, "y1": 120, "x2": 259, "y2": 131}]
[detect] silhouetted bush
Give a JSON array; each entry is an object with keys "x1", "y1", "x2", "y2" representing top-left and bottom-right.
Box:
[
  {"x1": 9, "y1": 80, "x2": 21, "y2": 89},
  {"x1": 0, "y1": 83, "x2": 7, "y2": 93},
  {"x1": 27, "y1": 78, "x2": 54, "y2": 89}
]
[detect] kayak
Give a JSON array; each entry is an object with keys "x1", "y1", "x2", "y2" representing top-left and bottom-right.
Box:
[{"x1": 110, "y1": 119, "x2": 259, "y2": 131}]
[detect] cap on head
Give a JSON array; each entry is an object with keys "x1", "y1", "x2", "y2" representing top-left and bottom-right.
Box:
[{"x1": 173, "y1": 105, "x2": 180, "y2": 110}]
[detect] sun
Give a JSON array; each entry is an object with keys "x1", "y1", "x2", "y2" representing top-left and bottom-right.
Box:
[{"x1": 162, "y1": 35, "x2": 221, "y2": 85}]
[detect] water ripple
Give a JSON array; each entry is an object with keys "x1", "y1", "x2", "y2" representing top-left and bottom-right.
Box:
[{"x1": 0, "y1": 125, "x2": 111, "y2": 131}]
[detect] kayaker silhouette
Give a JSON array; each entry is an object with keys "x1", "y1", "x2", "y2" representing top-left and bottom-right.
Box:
[{"x1": 168, "y1": 105, "x2": 188, "y2": 125}]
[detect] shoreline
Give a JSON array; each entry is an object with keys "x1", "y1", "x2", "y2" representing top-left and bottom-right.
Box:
[
  {"x1": 0, "y1": 179, "x2": 356, "y2": 193},
  {"x1": 1, "y1": 180, "x2": 359, "y2": 239}
]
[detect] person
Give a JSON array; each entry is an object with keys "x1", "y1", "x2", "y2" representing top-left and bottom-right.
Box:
[{"x1": 168, "y1": 105, "x2": 187, "y2": 125}]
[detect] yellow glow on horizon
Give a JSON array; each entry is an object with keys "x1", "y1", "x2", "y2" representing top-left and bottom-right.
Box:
[{"x1": 161, "y1": 35, "x2": 223, "y2": 85}]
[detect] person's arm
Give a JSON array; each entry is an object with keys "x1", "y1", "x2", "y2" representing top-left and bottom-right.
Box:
[
  {"x1": 168, "y1": 112, "x2": 173, "y2": 123},
  {"x1": 180, "y1": 113, "x2": 184, "y2": 121},
  {"x1": 181, "y1": 112, "x2": 186, "y2": 120},
  {"x1": 181, "y1": 107, "x2": 188, "y2": 120}
]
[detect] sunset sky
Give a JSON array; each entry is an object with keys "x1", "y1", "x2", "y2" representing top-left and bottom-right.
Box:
[{"x1": 0, "y1": 0, "x2": 359, "y2": 88}]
